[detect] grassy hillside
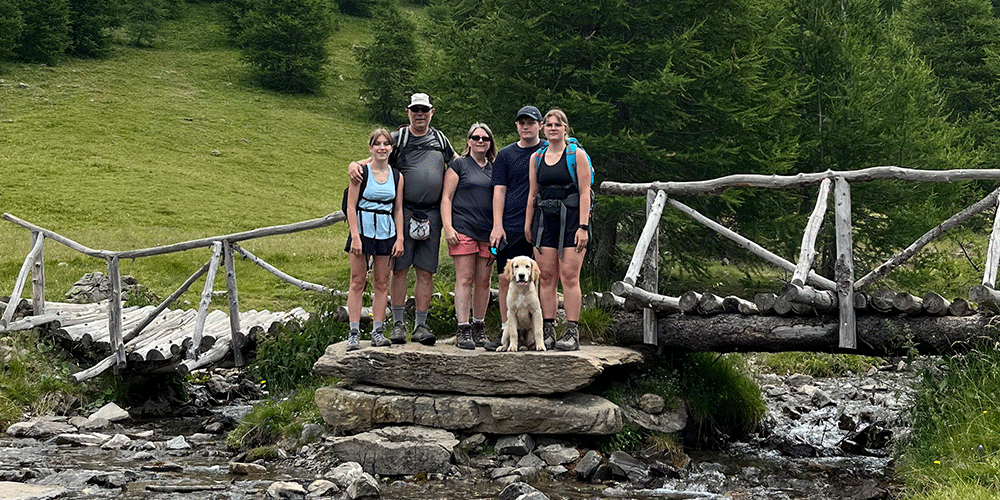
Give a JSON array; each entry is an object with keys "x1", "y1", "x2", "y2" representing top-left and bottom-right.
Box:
[{"x1": 0, "y1": 4, "x2": 385, "y2": 310}]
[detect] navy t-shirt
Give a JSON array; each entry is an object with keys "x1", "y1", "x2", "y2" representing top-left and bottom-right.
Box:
[{"x1": 491, "y1": 141, "x2": 543, "y2": 237}]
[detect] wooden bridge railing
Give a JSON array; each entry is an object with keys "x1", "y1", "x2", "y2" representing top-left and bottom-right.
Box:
[
  {"x1": 1, "y1": 211, "x2": 346, "y2": 371},
  {"x1": 601, "y1": 166, "x2": 1000, "y2": 350}
]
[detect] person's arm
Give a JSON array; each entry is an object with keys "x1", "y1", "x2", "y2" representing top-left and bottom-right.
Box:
[
  {"x1": 347, "y1": 170, "x2": 363, "y2": 255},
  {"x1": 574, "y1": 148, "x2": 591, "y2": 252},
  {"x1": 348, "y1": 158, "x2": 372, "y2": 183},
  {"x1": 524, "y1": 153, "x2": 539, "y2": 243},
  {"x1": 392, "y1": 174, "x2": 405, "y2": 257},
  {"x1": 441, "y1": 167, "x2": 460, "y2": 247},
  {"x1": 490, "y1": 185, "x2": 507, "y2": 247}
]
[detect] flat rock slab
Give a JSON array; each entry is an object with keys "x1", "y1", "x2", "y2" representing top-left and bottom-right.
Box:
[
  {"x1": 312, "y1": 342, "x2": 643, "y2": 396},
  {"x1": 0, "y1": 482, "x2": 66, "y2": 500},
  {"x1": 315, "y1": 384, "x2": 622, "y2": 435}
]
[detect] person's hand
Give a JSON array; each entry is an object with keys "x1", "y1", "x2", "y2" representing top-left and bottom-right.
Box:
[
  {"x1": 348, "y1": 162, "x2": 364, "y2": 184},
  {"x1": 350, "y1": 237, "x2": 363, "y2": 255},
  {"x1": 392, "y1": 238, "x2": 404, "y2": 257},
  {"x1": 490, "y1": 227, "x2": 506, "y2": 248},
  {"x1": 575, "y1": 227, "x2": 588, "y2": 252},
  {"x1": 444, "y1": 227, "x2": 458, "y2": 247}
]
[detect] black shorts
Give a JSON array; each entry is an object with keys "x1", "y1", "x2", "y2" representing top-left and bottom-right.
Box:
[
  {"x1": 496, "y1": 236, "x2": 535, "y2": 274},
  {"x1": 531, "y1": 204, "x2": 582, "y2": 250},
  {"x1": 345, "y1": 235, "x2": 395, "y2": 256}
]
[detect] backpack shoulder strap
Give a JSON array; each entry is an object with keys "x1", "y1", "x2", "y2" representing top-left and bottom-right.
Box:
[{"x1": 566, "y1": 141, "x2": 578, "y2": 183}]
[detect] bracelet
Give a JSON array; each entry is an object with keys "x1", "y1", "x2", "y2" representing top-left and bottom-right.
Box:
[{"x1": 578, "y1": 224, "x2": 589, "y2": 231}]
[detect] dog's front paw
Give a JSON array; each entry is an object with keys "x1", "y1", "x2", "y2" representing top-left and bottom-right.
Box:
[{"x1": 535, "y1": 345, "x2": 546, "y2": 352}]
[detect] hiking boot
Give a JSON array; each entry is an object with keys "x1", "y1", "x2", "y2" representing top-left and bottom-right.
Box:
[
  {"x1": 371, "y1": 326, "x2": 391, "y2": 347},
  {"x1": 555, "y1": 324, "x2": 580, "y2": 351},
  {"x1": 455, "y1": 324, "x2": 475, "y2": 350},
  {"x1": 543, "y1": 322, "x2": 556, "y2": 350},
  {"x1": 346, "y1": 330, "x2": 361, "y2": 351},
  {"x1": 390, "y1": 321, "x2": 407, "y2": 344},
  {"x1": 411, "y1": 324, "x2": 436, "y2": 345},
  {"x1": 483, "y1": 336, "x2": 502, "y2": 352},
  {"x1": 471, "y1": 322, "x2": 487, "y2": 347}
]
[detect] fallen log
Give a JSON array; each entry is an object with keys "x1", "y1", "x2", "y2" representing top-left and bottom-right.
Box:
[{"x1": 609, "y1": 310, "x2": 1000, "y2": 356}]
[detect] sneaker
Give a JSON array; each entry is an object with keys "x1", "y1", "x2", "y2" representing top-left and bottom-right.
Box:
[
  {"x1": 543, "y1": 322, "x2": 556, "y2": 350},
  {"x1": 455, "y1": 324, "x2": 475, "y2": 350},
  {"x1": 346, "y1": 330, "x2": 361, "y2": 351},
  {"x1": 390, "y1": 321, "x2": 407, "y2": 344},
  {"x1": 471, "y1": 322, "x2": 487, "y2": 347},
  {"x1": 371, "y1": 327, "x2": 391, "y2": 347},
  {"x1": 555, "y1": 324, "x2": 580, "y2": 351},
  {"x1": 411, "y1": 324, "x2": 436, "y2": 346}
]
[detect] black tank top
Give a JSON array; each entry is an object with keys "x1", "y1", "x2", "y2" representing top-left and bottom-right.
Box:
[{"x1": 537, "y1": 150, "x2": 578, "y2": 200}]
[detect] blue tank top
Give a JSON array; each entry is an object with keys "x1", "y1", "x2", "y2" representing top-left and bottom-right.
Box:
[{"x1": 358, "y1": 165, "x2": 397, "y2": 239}]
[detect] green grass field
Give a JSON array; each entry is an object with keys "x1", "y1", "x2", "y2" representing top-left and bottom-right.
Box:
[{"x1": 1, "y1": 5, "x2": 387, "y2": 311}]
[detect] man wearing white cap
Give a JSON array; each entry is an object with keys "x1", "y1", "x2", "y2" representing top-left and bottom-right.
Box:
[{"x1": 350, "y1": 92, "x2": 457, "y2": 345}]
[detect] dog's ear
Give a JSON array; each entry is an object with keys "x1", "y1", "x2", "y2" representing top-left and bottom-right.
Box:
[
  {"x1": 531, "y1": 259, "x2": 540, "y2": 283},
  {"x1": 504, "y1": 260, "x2": 514, "y2": 280}
]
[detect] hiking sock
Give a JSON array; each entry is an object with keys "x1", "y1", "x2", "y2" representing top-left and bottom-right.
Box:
[
  {"x1": 372, "y1": 321, "x2": 383, "y2": 332},
  {"x1": 415, "y1": 310, "x2": 428, "y2": 327},
  {"x1": 350, "y1": 321, "x2": 360, "y2": 332},
  {"x1": 392, "y1": 306, "x2": 405, "y2": 325}
]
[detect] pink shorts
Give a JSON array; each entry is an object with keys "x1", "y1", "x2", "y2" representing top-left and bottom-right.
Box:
[{"x1": 449, "y1": 233, "x2": 492, "y2": 258}]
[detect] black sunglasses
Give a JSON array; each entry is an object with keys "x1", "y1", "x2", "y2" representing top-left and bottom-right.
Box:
[
  {"x1": 409, "y1": 106, "x2": 431, "y2": 113},
  {"x1": 469, "y1": 135, "x2": 491, "y2": 142}
]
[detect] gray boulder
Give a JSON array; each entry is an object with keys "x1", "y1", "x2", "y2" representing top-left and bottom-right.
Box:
[{"x1": 326, "y1": 426, "x2": 458, "y2": 476}]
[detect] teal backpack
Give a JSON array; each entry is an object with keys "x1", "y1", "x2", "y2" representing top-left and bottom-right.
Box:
[{"x1": 534, "y1": 137, "x2": 594, "y2": 187}]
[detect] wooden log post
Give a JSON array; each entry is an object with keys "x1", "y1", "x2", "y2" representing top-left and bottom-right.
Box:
[
  {"x1": 754, "y1": 292, "x2": 777, "y2": 315},
  {"x1": 642, "y1": 190, "x2": 665, "y2": 344},
  {"x1": 106, "y1": 255, "x2": 125, "y2": 368},
  {"x1": 792, "y1": 179, "x2": 831, "y2": 285},
  {"x1": 723, "y1": 296, "x2": 759, "y2": 315},
  {"x1": 191, "y1": 242, "x2": 224, "y2": 360},
  {"x1": 30, "y1": 232, "x2": 45, "y2": 316},
  {"x1": 893, "y1": 292, "x2": 924, "y2": 315},
  {"x1": 780, "y1": 283, "x2": 837, "y2": 311},
  {"x1": 870, "y1": 289, "x2": 897, "y2": 313},
  {"x1": 610, "y1": 281, "x2": 681, "y2": 312},
  {"x1": 922, "y1": 292, "x2": 951, "y2": 316},
  {"x1": 2, "y1": 234, "x2": 44, "y2": 329},
  {"x1": 969, "y1": 284, "x2": 1000, "y2": 312},
  {"x1": 697, "y1": 293, "x2": 726, "y2": 315},
  {"x1": 834, "y1": 177, "x2": 856, "y2": 349},
  {"x1": 223, "y1": 241, "x2": 244, "y2": 366},
  {"x1": 950, "y1": 297, "x2": 977, "y2": 317},
  {"x1": 679, "y1": 291, "x2": 702, "y2": 313},
  {"x1": 233, "y1": 244, "x2": 332, "y2": 293},
  {"x1": 982, "y1": 192, "x2": 1000, "y2": 287}
]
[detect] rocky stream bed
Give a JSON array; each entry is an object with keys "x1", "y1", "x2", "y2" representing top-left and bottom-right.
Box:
[{"x1": 0, "y1": 361, "x2": 916, "y2": 500}]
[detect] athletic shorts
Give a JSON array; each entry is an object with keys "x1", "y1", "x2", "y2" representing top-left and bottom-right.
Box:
[
  {"x1": 344, "y1": 235, "x2": 395, "y2": 256},
  {"x1": 396, "y1": 206, "x2": 442, "y2": 273},
  {"x1": 449, "y1": 233, "x2": 491, "y2": 258},
  {"x1": 531, "y1": 203, "x2": 583, "y2": 251},
  {"x1": 495, "y1": 236, "x2": 535, "y2": 273}
]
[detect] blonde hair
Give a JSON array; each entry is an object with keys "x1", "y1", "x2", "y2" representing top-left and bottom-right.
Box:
[
  {"x1": 368, "y1": 127, "x2": 393, "y2": 147},
  {"x1": 461, "y1": 122, "x2": 498, "y2": 163},
  {"x1": 543, "y1": 108, "x2": 570, "y2": 140}
]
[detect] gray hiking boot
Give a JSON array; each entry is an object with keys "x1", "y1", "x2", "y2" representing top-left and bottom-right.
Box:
[
  {"x1": 555, "y1": 323, "x2": 580, "y2": 351},
  {"x1": 411, "y1": 324, "x2": 436, "y2": 346},
  {"x1": 472, "y1": 322, "x2": 487, "y2": 348},
  {"x1": 346, "y1": 330, "x2": 361, "y2": 351},
  {"x1": 483, "y1": 336, "x2": 502, "y2": 352},
  {"x1": 455, "y1": 324, "x2": 475, "y2": 350},
  {"x1": 371, "y1": 326, "x2": 391, "y2": 347},
  {"x1": 543, "y1": 322, "x2": 556, "y2": 350},
  {"x1": 390, "y1": 321, "x2": 407, "y2": 344}
]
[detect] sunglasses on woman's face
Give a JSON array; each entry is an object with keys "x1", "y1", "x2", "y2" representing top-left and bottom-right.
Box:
[{"x1": 469, "y1": 135, "x2": 491, "y2": 142}]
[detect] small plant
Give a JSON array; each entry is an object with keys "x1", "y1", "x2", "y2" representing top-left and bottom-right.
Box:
[
  {"x1": 680, "y1": 352, "x2": 765, "y2": 443},
  {"x1": 226, "y1": 384, "x2": 323, "y2": 452},
  {"x1": 753, "y1": 352, "x2": 882, "y2": 377},
  {"x1": 578, "y1": 306, "x2": 612, "y2": 344}
]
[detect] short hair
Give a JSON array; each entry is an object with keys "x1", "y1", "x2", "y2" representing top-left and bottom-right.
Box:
[
  {"x1": 461, "y1": 122, "x2": 498, "y2": 163},
  {"x1": 368, "y1": 127, "x2": 392, "y2": 147}
]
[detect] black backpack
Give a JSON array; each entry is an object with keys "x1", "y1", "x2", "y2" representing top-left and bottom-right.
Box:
[{"x1": 388, "y1": 125, "x2": 451, "y2": 168}]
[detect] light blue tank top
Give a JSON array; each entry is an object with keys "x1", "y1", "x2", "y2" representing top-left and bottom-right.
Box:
[{"x1": 358, "y1": 166, "x2": 397, "y2": 240}]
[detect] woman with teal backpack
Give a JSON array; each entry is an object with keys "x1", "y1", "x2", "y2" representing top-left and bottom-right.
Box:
[
  {"x1": 344, "y1": 128, "x2": 405, "y2": 351},
  {"x1": 524, "y1": 108, "x2": 593, "y2": 351}
]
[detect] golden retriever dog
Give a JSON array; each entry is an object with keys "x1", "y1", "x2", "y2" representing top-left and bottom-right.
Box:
[{"x1": 500, "y1": 256, "x2": 545, "y2": 352}]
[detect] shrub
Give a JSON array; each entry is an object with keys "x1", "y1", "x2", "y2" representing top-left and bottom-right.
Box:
[
  {"x1": 335, "y1": 0, "x2": 375, "y2": 17},
  {"x1": 226, "y1": 383, "x2": 322, "y2": 451},
  {"x1": 237, "y1": 0, "x2": 333, "y2": 93},
  {"x1": 14, "y1": 0, "x2": 71, "y2": 64},
  {"x1": 679, "y1": 352, "x2": 765, "y2": 443}
]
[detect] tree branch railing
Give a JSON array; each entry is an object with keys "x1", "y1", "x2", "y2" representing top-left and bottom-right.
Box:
[
  {"x1": 601, "y1": 166, "x2": 1000, "y2": 349},
  {"x1": 1, "y1": 211, "x2": 346, "y2": 371}
]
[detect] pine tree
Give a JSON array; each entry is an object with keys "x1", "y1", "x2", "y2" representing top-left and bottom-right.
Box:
[
  {"x1": 68, "y1": 0, "x2": 122, "y2": 57},
  {"x1": 124, "y1": 0, "x2": 167, "y2": 47},
  {"x1": 0, "y1": 0, "x2": 22, "y2": 62},
  {"x1": 14, "y1": 0, "x2": 71, "y2": 64},
  {"x1": 354, "y1": 0, "x2": 417, "y2": 123},
  {"x1": 238, "y1": 0, "x2": 333, "y2": 93}
]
